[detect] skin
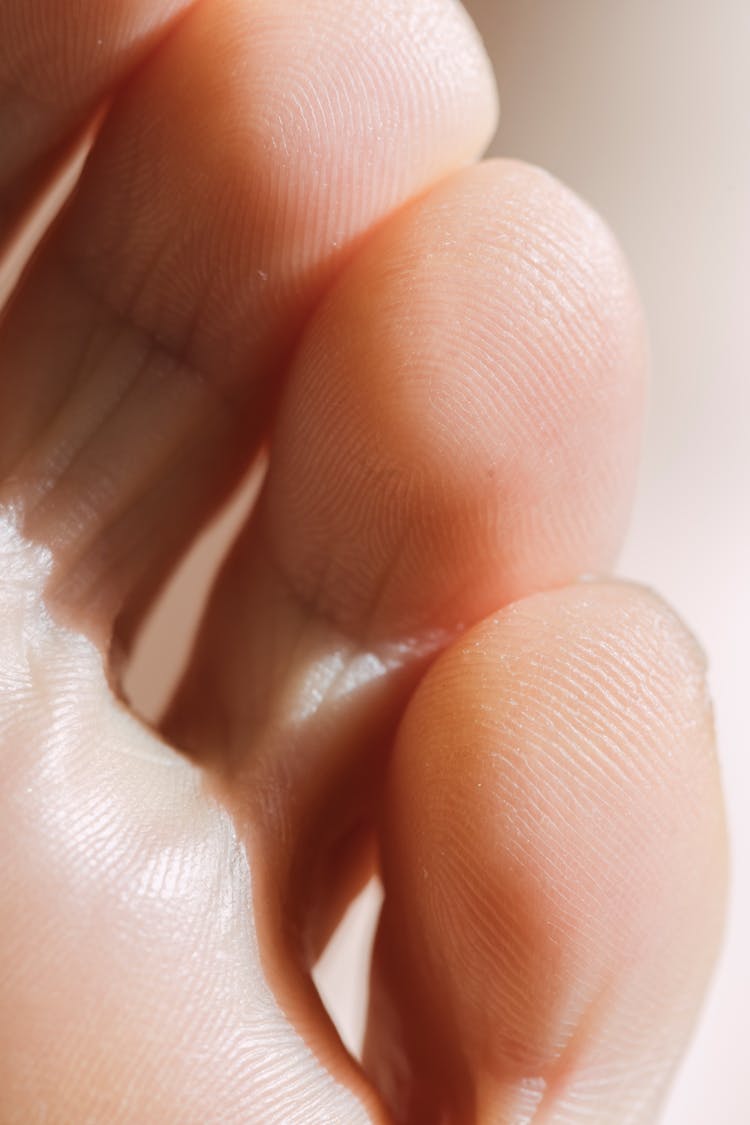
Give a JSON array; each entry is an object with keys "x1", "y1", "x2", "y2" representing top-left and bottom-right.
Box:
[{"x1": 0, "y1": 2, "x2": 728, "y2": 1123}]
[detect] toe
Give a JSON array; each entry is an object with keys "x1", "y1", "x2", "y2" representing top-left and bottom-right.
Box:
[
  {"x1": 0, "y1": 0, "x2": 197, "y2": 243},
  {"x1": 365, "y1": 582, "x2": 727, "y2": 1123},
  {"x1": 0, "y1": 0, "x2": 496, "y2": 639},
  {"x1": 165, "y1": 159, "x2": 648, "y2": 957}
]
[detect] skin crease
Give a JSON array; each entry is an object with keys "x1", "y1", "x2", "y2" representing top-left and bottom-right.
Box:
[
  {"x1": 0, "y1": 0, "x2": 197, "y2": 241},
  {"x1": 0, "y1": 0, "x2": 498, "y2": 636},
  {"x1": 0, "y1": 3, "x2": 728, "y2": 1125}
]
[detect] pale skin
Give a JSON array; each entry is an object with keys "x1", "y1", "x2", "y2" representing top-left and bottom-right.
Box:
[{"x1": 0, "y1": 1, "x2": 728, "y2": 1122}]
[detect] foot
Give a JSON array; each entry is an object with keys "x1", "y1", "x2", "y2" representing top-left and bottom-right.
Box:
[{"x1": 0, "y1": 2, "x2": 727, "y2": 1122}]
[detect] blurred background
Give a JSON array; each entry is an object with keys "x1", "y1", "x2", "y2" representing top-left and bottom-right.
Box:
[{"x1": 125, "y1": 3, "x2": 749, "y2": 1121}]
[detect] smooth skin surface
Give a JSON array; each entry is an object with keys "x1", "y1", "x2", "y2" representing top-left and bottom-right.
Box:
[{"x1": 0, "y1": 2, "x2": 727, "y2": 1123}]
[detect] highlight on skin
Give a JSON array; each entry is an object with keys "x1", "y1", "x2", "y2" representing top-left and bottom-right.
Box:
[{"x1": 0, "y1": 0, "x2": 728, "y2": 1122}]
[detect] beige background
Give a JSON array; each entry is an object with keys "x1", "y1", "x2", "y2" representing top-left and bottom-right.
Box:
[{"x1": 127, "y1": 3, "x2": 749, "y2": 1121}]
